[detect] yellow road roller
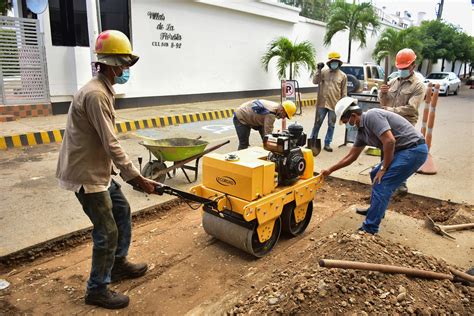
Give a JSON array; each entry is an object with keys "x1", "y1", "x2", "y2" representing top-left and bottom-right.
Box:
[{"x1": 154, "y1": 123, "x2": 323, "y2": 257}]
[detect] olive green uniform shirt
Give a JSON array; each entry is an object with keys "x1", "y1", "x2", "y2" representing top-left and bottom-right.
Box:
[
  {"x1": 56, "y1": 74, "x2": 140, "y2": 187},
  {"x1": 313, "y1": 68, "x2": 347, "y2": 111},
  {"x1": 378, "y1": 74, "x2": 425, "y2": 125},
  {"x1": 234, "y1": 99, "x2": 280, "y2": 135}
]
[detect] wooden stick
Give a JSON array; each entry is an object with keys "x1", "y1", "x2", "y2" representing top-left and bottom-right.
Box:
[
  {"x1": 319, "y1": 259, "x2": 453, "y2": 280},
  {"x1": 449, "y1": 267, "x2": 474, "y2": 283}
]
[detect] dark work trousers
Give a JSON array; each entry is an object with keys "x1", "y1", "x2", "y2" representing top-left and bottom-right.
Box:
[
  {"x1": 75, "y1": 179, "x2": 131, "y2": 292},
  {"x1": 233, "y1": 115, "x2": 265, "y2": 150}
]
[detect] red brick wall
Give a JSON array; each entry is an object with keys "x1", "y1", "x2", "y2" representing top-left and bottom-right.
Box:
[{"x1": 0, "y1": 103, "x2": 52, "y2": 120}]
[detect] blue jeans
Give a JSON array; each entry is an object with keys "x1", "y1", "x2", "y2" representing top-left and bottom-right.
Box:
[
  {"x1": 75, "y1": 179, "x2": 132, "y2": 291},
  {"x1": 233, "y1": 115, "x2": 265, "y2": 150},
  {"x1": 310, "y1": 107, "x2": 336, "y2": 146},
  {"x1": 362, "y1": 144, "x2": 428, "y2": 234}
]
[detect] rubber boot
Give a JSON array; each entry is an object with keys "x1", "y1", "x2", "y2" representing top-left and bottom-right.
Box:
[
  {"x1": 111, "y1": 257, "x2": 148, "y2": 282},
  {"x1": 85, "y1": 289, "x2": 129, "y2": 309}
]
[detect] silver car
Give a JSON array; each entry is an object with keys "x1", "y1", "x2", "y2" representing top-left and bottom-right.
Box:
[{"x1": 425, "y1": 72, "x2": 461, "y2": 96}]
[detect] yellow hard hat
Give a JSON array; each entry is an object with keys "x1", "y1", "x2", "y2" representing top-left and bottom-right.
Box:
[
  {"x1": 95, "y1": 30, "x2": 139, "y2": 66},
  {"x1": 327, "y1": 51, "x2": 342, "y2": 63},
  {"x1": 282, "y1": 100, "x2": 296, "y2": 119}
]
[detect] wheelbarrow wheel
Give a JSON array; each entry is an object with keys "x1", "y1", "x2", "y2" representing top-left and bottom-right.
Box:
[{"x1": 141, "y1": 161, "x2": 167, "y2": 183}]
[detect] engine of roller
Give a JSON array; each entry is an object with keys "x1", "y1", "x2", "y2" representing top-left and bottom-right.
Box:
[
  {"x1": 263, "y1": 123, "x2": 307, "y2": 186},
  {"x1": 184, "y1": 122, "x2": 323, "y2": 258}
]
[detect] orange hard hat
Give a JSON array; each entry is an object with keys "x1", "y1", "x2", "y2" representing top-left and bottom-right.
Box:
[{"x1": 395, "y1": 48, "x2": 416, "y2": 69}]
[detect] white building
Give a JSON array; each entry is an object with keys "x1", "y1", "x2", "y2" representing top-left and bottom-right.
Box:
[{"x1": 1, "y1": 0, "x2": 451, "y2": 116}]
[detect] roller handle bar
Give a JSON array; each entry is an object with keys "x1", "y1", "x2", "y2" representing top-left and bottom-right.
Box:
[{"x1": 131, "y1": 183, "x2": 218, "y2": 208}]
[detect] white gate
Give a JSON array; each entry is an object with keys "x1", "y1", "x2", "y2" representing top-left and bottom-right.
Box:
[{"x1": 0, "y1": 16, "x2": 49, "y2": 105}]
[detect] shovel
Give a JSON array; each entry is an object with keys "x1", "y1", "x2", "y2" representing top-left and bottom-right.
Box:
[{"x1": 307, "y1": 138, "x2": 321, "y2": 157}]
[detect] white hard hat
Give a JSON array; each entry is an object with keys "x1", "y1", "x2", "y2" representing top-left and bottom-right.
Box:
[{"x1": 335, "y1": 97, "x2": 360, "y2": 125}]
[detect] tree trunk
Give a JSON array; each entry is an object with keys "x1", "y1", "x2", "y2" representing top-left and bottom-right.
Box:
[
  {"x1": 289, "y1": 63, "x2": 293, "y2": 80},
  {"x1": 441, "y1": 58, "x2": 445, "y2": 71},
  {"x1": 451, "y1": 60, "x2": 456, "y2": 72},
  {"x1": 427, "y1": 60, "x2": 433, "y2": 75}
]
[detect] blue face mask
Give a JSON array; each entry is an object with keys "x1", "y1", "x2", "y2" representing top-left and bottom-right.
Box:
[
  {"x1": 329, "y1": 62, "x2": 339, "y2": 70},
  {"x1": 114, "y1": 68, "x2": 130, "y2": 84},
  {"x1": 398, "y1": 69, "x2": 410, "y2": 79}
]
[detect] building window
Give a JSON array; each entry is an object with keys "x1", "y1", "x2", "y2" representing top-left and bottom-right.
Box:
[
  {"x1": 48, "y1": 0, "x2": 89, "y2": 46},
  {"x1": 48, "y1": 0, "x2": 130, "y2": 47},
  {"x1": 99, "y1": 0, "x2": 130, "y2": 40}
]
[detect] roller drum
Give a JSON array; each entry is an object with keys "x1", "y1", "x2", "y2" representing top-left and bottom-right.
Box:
[{"x1": 202, "y1": 212, "x2": 281, "y2": 258}]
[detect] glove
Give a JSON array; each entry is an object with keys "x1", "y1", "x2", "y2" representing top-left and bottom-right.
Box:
[{"x1": 317, "y1": 62, "x2": 325, "y2": 70}]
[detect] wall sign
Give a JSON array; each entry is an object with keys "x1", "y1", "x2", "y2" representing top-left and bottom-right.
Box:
[{"x1": 148, "y1": 11, "x2": 183, "y2": 49}]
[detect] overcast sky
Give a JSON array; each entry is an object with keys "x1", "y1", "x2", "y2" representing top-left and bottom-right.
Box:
[{"x1": 371, "y1": 0, "x2": 473, "y2": 35}]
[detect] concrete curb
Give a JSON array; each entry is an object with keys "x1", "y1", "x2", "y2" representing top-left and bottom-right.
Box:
[{"x1": 0, "y1": 99, "x2": 316, "y2": 150}]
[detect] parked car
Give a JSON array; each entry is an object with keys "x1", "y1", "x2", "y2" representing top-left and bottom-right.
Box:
[
  {"x1": 425, "y1": 72, "x2": 461, "y2": 96},
  {"x1": 340, "y1": 63, "x2": 385, "y2": 95},
  {"x1": 387, "y1": 71, "x2": 429, "y2": 90}
]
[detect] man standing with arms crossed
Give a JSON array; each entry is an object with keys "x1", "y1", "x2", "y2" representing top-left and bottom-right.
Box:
[
  {"x1": 308, "y1": 51, "x2": 347, "y2": 154},
  {"x1": 57, "y1": 30, "x2": 159, "y2": 309}
]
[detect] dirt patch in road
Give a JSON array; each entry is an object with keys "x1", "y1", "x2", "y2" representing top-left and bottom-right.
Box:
[
  {"x1": 0, "y1": 177, "x2": 472, "y2": 315},
  {"x1": 230, "y1": 231, "x2": 473, "y2": 315}
]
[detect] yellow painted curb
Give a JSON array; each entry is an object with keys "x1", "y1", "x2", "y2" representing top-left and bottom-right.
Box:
[{"x1": 0, "y1": 99, "x2": 316, "y2": 150}]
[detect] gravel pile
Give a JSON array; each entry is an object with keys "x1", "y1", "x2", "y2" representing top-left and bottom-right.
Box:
[{"x1": 229, "y1": 231, "x2": 473, "y2": 315}]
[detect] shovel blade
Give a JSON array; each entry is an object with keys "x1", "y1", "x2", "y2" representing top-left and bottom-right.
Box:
[{"x1": 307, "y1": 138, "x2": 321, "y2": 157}]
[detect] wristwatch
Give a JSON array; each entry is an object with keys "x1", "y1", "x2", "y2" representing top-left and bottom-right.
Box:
[{"x1": 380, "y1": 165, "x2": 387, "y2": 171}]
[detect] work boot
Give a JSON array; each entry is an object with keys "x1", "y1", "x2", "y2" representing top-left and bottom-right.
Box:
[
  {"x1": 323, "y1": 145, "x2": 333, "y2": 152},
  {"x1": 111, "y1": 257, "x2": 148, "y2": 283},
  {"x1": 355, "y1": 207, "x2": 385, "y2": 219},
  {"x1": 394, "y1": 183, "x2": 408, "y2": 196},
  {"x1": 85, "y1": 288, "x2": 129, "y2": 309},
  {"x1": 356, "y1": 207, "x2": 368, "y2": 216}
]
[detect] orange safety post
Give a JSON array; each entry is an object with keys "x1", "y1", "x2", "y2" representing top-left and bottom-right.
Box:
[
  {"x1": 418, "y1": 83, "x2": 440, "y2": 175},
  {"x1": 420, "y1": 82, "x2": 433, "y2": 137},
  {"x1": 281, "y1": 80, "x2": 287, "y2": 130}
]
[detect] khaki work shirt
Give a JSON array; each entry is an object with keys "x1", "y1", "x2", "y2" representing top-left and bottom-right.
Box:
[
  {"x1": 56, "y1": 74, "x2": 140, "y2": 187},
  {"x1": 378, "y1": 74, "x2": 425, "y2": 125},
  {"x1": 234, "y1": 99, "x2": 280, "y2": 135},
  {"x1": 313, "y1": 68, "x2": 347, "y2": 111}
]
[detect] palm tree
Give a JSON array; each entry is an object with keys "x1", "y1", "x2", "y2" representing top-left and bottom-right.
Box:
[
  {"x1": 0, "y1": 0, "x2": 12, "y2": 15},
  {"x1": 372, "y1": 27, "x2": 423, "y2": 72},
  {"x1": 261, "y1": 37, "x2": 316, "y2": 80},
  {"x1": 324, "y1": 0, "x2": 379, "y2": 64}
]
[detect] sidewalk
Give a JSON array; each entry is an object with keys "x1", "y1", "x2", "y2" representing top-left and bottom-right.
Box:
[{"x1": 0, "y1": 93, "x2": 318, "y2": 149}]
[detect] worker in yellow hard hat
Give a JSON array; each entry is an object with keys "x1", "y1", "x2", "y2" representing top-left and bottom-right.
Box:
[
  {"x1": 57, "y1": 30, "x2": 159, "y2": 310},
  {"x1": 233, "y1": 99, "x2": 296, "y2": 150},
  {"x1": 309, "y1": 51, "x2": 347, "y2": 155}
]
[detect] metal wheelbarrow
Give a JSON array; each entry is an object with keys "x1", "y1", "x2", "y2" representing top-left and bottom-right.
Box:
[{"x1": 139, "y1": 137, "x2": 229, "y2": 183}]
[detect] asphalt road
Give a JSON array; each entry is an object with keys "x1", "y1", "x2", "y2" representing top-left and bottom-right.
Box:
[{"x1": 0, "y1": 86, "x2": 472, "y2": 256}]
